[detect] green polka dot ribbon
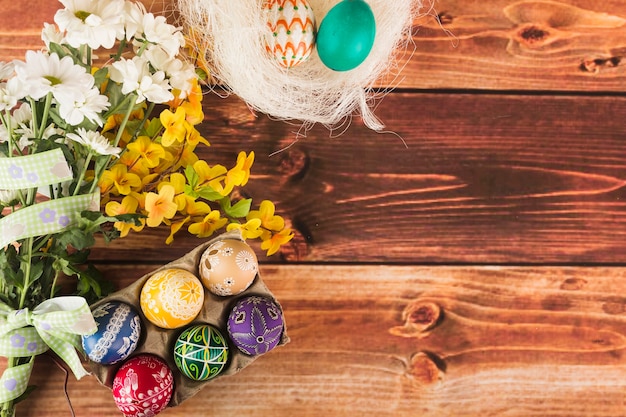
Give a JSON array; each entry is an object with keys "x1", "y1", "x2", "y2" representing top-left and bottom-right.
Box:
[{"x1": 0, "y1": 297, "x2": 97, "y2": 403}]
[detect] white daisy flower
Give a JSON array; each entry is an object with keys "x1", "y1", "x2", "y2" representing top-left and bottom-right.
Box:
[
  {"x1": 0, "y1": 62, "x2": 14, "y2": 80},
  {"x1": 137, "y1": 13, "x2": 185, "y2": 58},
  {"x1": 109, "y1": 56, "x2": 173, "y2": 104},
  {"x1": 144, "y1": 46, "x2": 196, "y2": 98},
  {"x1": 0, "y1": 188, "x2": 19, "y2": 205},
  {"x1": 41, "y1": 23, "x2": 65, "y2": 48},
  {"x1": 0, "y1": 78, "x2": 23, "y2": 112},
  {"x1": 66, "y1": 128, "x2": 121, "y2": 156},
  {"x1": 123, "y1": 0, "x2": 147, "y2": 41},
  {"x1": 54, "y1": 0, "x2": 126, "y2": 49},
  {"x1": 56, "y1": 86, "x2": 110, "y2": 126},
  {"x1": 13, "y1": 51, "x2": 93, "y2": 102}
]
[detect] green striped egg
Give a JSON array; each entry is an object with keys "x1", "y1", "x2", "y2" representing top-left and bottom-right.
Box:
[{"x1": 173, "y1": 324, "x2": 229, "y2": 381}]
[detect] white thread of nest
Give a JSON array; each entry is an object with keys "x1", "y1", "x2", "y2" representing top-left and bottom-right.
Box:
[{"x1": 176, "y1": 0, "x2": 423, "y2": 132}]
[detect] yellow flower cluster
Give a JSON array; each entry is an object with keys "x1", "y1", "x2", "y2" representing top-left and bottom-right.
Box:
[{"x1": 98, "y1": 80, "x2": 293, "y2": 256}]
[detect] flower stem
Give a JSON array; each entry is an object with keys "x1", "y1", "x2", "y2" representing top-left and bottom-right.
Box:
[
  {"x1": 73, "y1": 151, "x2": 93, "y2": 196},
  {"x1": 38, "y1": 93, "x2": 53, "y2": 139},
  {"x1": 18, "y1": 236, "x2": 34, "y2": 309}
]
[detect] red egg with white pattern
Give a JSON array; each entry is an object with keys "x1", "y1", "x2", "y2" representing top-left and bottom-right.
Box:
[{"x1": 112, "y1": 354, "x2": 174, "y2": 417}]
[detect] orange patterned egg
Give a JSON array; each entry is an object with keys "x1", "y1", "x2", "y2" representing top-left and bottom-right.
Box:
[
  {"x1": 264, "y1": 0, "x2": 316, "y2": 68},
  {"x1": 140, "y1": 268, "x2": 204, "y2": 329}
]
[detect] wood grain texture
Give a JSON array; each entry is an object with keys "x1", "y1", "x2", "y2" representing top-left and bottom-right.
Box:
[
  {"x1": 1, "y1": 1, "x2": 626, "y2": 416},
  {"x1": 403, "y1": 0, "x2": 626, "y2": 91},
  {"x1": 86, "y1": 92, "x2": 626, "y2": 264},
  {"x1": 7, "y1": 265, "x2": 626, "y2": 417},
  {"x1": 3, "y1": 1, "x2": 626, "y2": 91}
]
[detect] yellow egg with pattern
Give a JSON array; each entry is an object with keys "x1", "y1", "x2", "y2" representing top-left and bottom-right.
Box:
[
  {"x1": 140, "y1": 268, "x2": 204, "y2": 329},
  {"x1": 264, "y1": 0, "x2": 316, "y2": 68}
]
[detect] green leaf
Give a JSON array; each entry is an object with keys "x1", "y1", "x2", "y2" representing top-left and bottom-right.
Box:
[
  {"x1": 93, "y1": 67, "x2": 109, "y2": 87},
  {"x1": 184, "y1": 164, "x2": 199, "y2": 188},
  {"x1": 144, "y1": 116, "x2": 163, "y2": 138},
  {"x1": 56, "y1": 227, "x2": 95, "y2": 251},
  {"x1": 221, "y1": 197, "x2": 252, "y2": 218},
  {"x1": 197, "y1": 187, "x2": 224, "y2": 202}
]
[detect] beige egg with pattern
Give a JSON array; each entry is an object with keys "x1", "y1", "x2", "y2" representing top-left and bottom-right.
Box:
[{"x1": 199, "y1": 239, "x2": 258, "y2": 296}]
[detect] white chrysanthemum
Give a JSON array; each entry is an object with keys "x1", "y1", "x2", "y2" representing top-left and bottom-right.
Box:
[
  {"x1": 54, "y1": 0, "x2": 126, "y2": 49},
  {"x1": 66, "y1": 128, "x2": 121, "y2": 156},
  {"x1": 144, "y1": 46, "x2": 196, "y2": 98},
  {"x1": 123, "y1": 0, "x2": 146, "y2": 41},
  {"x1": 0, "y1": 188, "x2": 19, "y2": 205},
  {"x1": 136, "y1": 13, "x2": 185, "y2": 58},
  {"x1": 41, "y1": 23, "x2": 65, "y2": 48},
  {"x1": 0, "y1": 62, "x2": 14, "y2": 80},
  {"x1": 109, "y1": 56, "x2": 173, "y2": 104},
  {"x1": 56, "y1": 86, "x2": 110, "y2": 126},
  {"x1": 13, "y1": 51, "x2": 93, "y2": 102},
  {"x1": 0, "y1": 78, "x2": 23, "y2": 112}
]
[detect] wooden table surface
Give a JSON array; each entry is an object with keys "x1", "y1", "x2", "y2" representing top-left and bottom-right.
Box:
[{"x1": 2, "y1": 0, "x2": 626, "y2": 416}]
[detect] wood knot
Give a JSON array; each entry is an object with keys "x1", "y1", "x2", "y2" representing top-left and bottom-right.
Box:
[
  {"x1": 389, "y1": 301, "x2": 442, "y2": 338},
  {"x1": 560, "y1": 278, "x2": 587, "y2": 291},
  {"x1": 407, "y1": 352, "x2": 444, "y2": 386},
  {"x1": 436, "y1": 12, "x2": 454, "y2": 25},
  {"x1": 407, "y1": 302, "x2": 442, "y2": 331},
  {"x1": 515, "y1": 24, "x2": 553, "y2": 48},
  {"x1": 278, "y1": 149, "x2": 309, "y2": 180},
  {"x1": 580, "y1": 56, "x2": 622, "y2": 73}
]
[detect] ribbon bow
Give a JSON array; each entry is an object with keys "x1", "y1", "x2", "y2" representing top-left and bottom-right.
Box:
[{"x1": 0, "y1": 297, "x2": 97, "y2": 403}]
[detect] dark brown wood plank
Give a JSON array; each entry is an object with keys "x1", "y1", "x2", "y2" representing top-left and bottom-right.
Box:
[
  {"x1": 9, "y1": 265, "x2": 626, "y2": 416},
  {"x1": 88, "y1": 92, "x2": 626, "y2": 264}
]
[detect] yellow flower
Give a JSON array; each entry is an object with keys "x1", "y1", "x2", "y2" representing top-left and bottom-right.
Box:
[
  {"x1": 100, "y1": 164, "x2": 141, "y2": 195},
  {"x1": 227, "y1": 218, "x2": 263, "y2": 240},
  {"x1": 160, "y1": 107, "x2": 188, "y2": 147},
  {"x1": 261, "y1": 228, "x2": 294, "y2": 256},
  {"x1": 180, "y1": 79, "x2": 204, "y2": 125},
  {"x1": 145, "y1": 184, "x2": 178, "y2": 227},
  {"x1": 193, "y1": 160, "x2": 231, "y2": 195},
  {"x1": 127, "y1": 135, "x2": 165, "y2": 168},
  {"x1": 247, "y1": 200, "x2": 285, "y2": 236},
  {"x1": 169, "y1": 172, "x2": 190, "y2": 211},
  {"x1": 105, "y1": 195, "x2": 145, "y2": 237},
  {"x1": 184, "y1": 198, "x2": 211, "y2": 217},
  {"x1": 226, "y1": 151, "x2": 254, "y2": 190},
  {"x1": 166, "y1": 216, "x2": 190, "y2": 245},
  {"x1": 188, "y1": 210, "x2": 228, "y2": 238},
  {"x1": 117, "y1": 149, "x2": 149, "y2": 178}
]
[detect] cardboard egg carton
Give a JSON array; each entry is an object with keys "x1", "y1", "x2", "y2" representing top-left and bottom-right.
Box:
[{"x1": 88, "y1": 230, "x2": 289, "y2": 406}]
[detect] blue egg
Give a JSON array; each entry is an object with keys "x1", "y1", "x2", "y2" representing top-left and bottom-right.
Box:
[
  {"x1": 316, "y1": 0, "x2": 376, "y2": 71},
  {"x1": 82, "y1": 301, "x2": 142, "y2": 365}
]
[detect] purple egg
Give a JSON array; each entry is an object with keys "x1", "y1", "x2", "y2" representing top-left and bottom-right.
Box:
[
  {"x1": 82, "y1": 301, "x2": 142, "y2": 365},
  {"x1": 227, "y1": 296, "x2": 284, "y2": 356}
]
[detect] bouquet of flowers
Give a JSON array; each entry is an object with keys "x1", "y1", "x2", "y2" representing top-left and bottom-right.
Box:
[{"x1": 0, "y1": 1, "x2": 292, "y2": 415}]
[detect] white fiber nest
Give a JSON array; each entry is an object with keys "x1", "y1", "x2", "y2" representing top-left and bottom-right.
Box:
[{"x1": 176, "y1": 0, "x2": 423, "y2": 132}]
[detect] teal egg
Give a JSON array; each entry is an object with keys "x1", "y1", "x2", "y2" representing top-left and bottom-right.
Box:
[
  {"x1": 173, "y1": 324, "x2": 229, "y2": 381},
  {"x1": 316, "y1": 0, "x2": 376, "y2": 71}
]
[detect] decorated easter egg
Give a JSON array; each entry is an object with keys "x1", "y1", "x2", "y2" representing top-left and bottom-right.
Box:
[
  {"x1": 112, "y1": 354, "x2": 174, "y2": 417},
  {"x1": 264, "y1": 0, "x2": 316, "y2": 68},
  {"x1": 227, "y1": 296, "x2": 284, "y2": 356},
  {"x1": 82, "y1": 301, "x2": 142, "y2": 365},
  {"x1": 199, "y1": 239, "x2": 258, "y2": 296},
  {"x1": 140, "y1": 268, "x2": 204, "y2": 329},
  {"x1": 173, "y1": 324, "x2": 229, "y2": 381},
  {"x1": 316, "y1": 0, "x2": 376, "y2": 71}
]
